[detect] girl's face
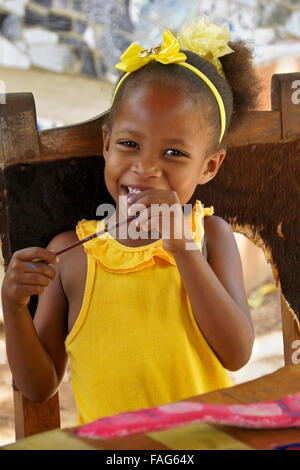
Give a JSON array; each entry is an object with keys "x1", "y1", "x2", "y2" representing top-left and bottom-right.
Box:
[{"x1": 103, "y1": 81, "x2": 226, "y2": 208}]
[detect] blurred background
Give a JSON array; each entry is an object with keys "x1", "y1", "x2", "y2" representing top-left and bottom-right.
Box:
[{"x1": 0, "y1": 0, "x2": 299, "y2": 445}]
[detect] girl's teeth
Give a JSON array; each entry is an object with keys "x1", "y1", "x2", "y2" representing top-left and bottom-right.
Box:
[{"x1": 128, "y1": 187, "x2": 141, "y2": 194}]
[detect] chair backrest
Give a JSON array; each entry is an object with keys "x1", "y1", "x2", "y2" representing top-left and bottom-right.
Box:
[{"x1": 0, "y1": 73, "x2": 299, "y2": 440}]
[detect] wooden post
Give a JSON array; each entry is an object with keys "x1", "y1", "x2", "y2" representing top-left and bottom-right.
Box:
[
  {"x1": 13, "y1": 387, "x2": 60, "y2": 440},
  {"x1": 271, "y1": 73, "x2": 300, "y2": 141},
  {"x1": 0, "y1": 93, "x2": 61, "y2": 439},
  {"x1": 271, "y1": 74, "x2": 300, "y2": 365},
  {"x1": 280, "y1": 294, "x2": 300, "y2": 366}
]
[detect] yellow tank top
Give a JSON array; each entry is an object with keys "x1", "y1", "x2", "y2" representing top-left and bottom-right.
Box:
[{"x1": 65, "y1": 200, "x2": 232, "y2": 425}]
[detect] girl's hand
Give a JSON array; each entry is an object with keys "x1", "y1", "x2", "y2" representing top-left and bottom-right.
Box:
[
  {"x1": 1, "y1": 247, "x2": 59, "y2": 312},
  {"x1": 127, "y1": 189, "x2": 193, "y2": 253}
]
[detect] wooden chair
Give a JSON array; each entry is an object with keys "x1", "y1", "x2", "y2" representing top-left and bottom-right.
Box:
[{"x1": 0, "y1": 73, "x2": 299, "y2": 441}]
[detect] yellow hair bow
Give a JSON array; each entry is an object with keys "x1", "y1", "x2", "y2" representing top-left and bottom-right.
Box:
[
  {"x1": 113, "y1": 29, "x2": 226, "y2": 145},
  {"x1": 115, "y1": 30, "x2": 187, "y2": 72}
]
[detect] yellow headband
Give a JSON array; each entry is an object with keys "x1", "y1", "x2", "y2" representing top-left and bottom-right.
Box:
[{"x1": 112, "y1": 30, "x2": 226, "y2": 144}]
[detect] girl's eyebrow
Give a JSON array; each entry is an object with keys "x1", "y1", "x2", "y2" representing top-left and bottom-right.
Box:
[
  {"x1": 116, "y1": 128, "x2": 192, "y2": 149},
  {"x1": 161, "y1": 138, "x2": 192, "y2": 149},
  {"x1": 115, "y1": 127, "x2": 144, "y2": 137}
]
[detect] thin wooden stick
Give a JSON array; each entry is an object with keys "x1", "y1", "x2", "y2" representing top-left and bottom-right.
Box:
[{"x1": 55, "y1": 214, "x2": 139, "y2": 256}]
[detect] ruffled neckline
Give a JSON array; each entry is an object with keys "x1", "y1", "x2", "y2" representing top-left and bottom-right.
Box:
[{"x1": 76, "y1": 200, "x2": 213, "y2": 274}]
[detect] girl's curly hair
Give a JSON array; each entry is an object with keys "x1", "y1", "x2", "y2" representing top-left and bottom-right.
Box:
[{"x1": 108, "y1": 40, "x2": 261, "y2": 152}]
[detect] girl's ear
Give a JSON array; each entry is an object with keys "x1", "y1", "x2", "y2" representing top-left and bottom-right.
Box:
[
  {"x1": 102, "y1": 124, "x2": 111, "y2": 160},
  {"x1": 198, "y1": 149, "x2": 226, "y2": 185}
]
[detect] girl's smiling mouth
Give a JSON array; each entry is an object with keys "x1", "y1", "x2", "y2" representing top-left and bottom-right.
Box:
[{"x1": 121, "y1": 185, "x2": 156, "y2": 198}]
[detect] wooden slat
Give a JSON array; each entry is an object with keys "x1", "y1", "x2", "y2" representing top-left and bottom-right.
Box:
[
  {"x1": 39, "y1": 113, "x2": 106, "y2": 160},
  {"x1": 0, "y1": 92, "x2": 61, "y2": 439},
  {"x1": 225, "y1": 110, "x2": 282, "y2": 145},
  {"x1": 187, "y1": 365, "x2": 300, "y2": 405},
  {"x1": 14, "y1": 389, "x2": 60, "y2": 440},
  {"x1": 271, "y1": 73, "x2": 300, "y2": 364},
  {"x1": 281, "y1": 295, "x2": 300, "y2": 366},
  {"x1": 38, "y1": 110, "x2": 282, "y2": 163},
  {"x1": 0, "y1": 100, "x2": 285, "y2": 167},
  {"x1": 0, "y1": 93, "x2": 39, "y2": 165},
  {"x1": 271, "y1": 73, "x2": 300, "y2": 141}
]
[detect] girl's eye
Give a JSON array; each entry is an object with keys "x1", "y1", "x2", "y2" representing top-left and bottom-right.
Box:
[
  {"x1": 118, "y1": 140, "x2": 138, "y2": 149},
  {"x1": 165, "y1": 148, "x2": 187, "y2": 158}
]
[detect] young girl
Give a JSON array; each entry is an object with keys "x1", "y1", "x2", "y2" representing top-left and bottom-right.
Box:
[{"x1": 2, "y1": 18, "x2": 257, "y2": 426}]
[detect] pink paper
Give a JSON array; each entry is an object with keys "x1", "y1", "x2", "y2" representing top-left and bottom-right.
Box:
[{"x1": 77, "y1": 392, "x2": 300, "y2": 440}]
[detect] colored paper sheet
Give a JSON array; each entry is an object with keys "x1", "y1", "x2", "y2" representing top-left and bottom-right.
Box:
[
  {"x1": 148, "y1": 423, "x2": 252, "y2": 450},
  {"x1": 77, "y1": 392, "x2": 300, "y2": 440}
]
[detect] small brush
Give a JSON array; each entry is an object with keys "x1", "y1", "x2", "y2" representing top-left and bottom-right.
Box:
[
  {"x1": 30, "y1": 214, "x2": 139, "y2": 265},
  {"x1": 54, "y1": 214, "x2": 139, "y2": 256}
]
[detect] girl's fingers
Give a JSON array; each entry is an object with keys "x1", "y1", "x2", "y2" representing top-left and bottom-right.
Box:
[
  {"x1": 141, "y1": 215, "x2": 172, "y2": 236},
  {"x1": 127, "y1": 192, "x2": 180, "y2": 216},
  {"x1": 14, "y1": 247, "x2": 59, "y2": 265},
  {"x1": 23, "y1": 262, "x2": 56, "y2": 280},
  {"x1": 130, "y1": 203, "x2": 181, "y2": 223},
  {"x1": 15, "y1": 283, "x2": 45, "y2": 297},
  {"x1": 127, "y1": 194, "x2": 184, "y2": 239},
  {"x1": 133, "y1": 214, "x2": 184, "y2": 239},
  {"x1": 127, "y1": 202, "x2": 146, "y2": 218},
  {"x1": 19, "y1": 272, "x2": 52, "y2": 287},
  {"x1": 3, "y1": 248, "x2": 59, "y2": 309},
  {"x1": 10, "y1": 248, "x2": 59, "y2": 281},
  {"x1": 132, "y1": 206, "x2": 151, "y2": 227}
]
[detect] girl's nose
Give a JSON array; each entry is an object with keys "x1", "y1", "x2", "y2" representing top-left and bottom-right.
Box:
[{"x1": 132, "y1": 160, "x2": 162, "y2": 178}]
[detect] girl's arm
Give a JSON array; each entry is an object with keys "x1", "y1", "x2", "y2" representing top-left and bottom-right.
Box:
[
  {"x1": 173, "y1": 215, "x2": 254, "y2": 371},
  {"x1": 2, "y1": 234, "x2": 69, "y2": 402}
]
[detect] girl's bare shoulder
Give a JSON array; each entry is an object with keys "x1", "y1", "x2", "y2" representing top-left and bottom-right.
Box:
[
  {"x1": 46, "y1": 229, "x2": 87, "y2": 297},
  {"x1": 47, "y1": 229, "x2": 85, "y2": 257},
  {"x1": 203, "y1": 215, "x2": 233, "y2": 239},
  {"x1": 47, "y1": 230, "x2": 79, "y2": 249},
  {"x1": 46, "y1": 230, "x2": 86, "y2": 279},
  {"x1": 203, "y1": 215, "x2": 236, "y2": 258}
]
